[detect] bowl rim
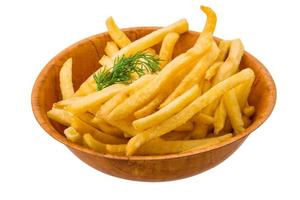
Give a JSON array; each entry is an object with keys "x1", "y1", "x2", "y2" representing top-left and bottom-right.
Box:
[{"x1": 31, "y1": 27, "x2": 277, "y2": 161}]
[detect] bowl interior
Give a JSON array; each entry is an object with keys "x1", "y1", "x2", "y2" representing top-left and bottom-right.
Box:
[{"x1": 32, "y1": 27, "x2": 276, "y2": 160}]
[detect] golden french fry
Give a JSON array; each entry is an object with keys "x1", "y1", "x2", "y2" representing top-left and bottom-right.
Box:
[
  {"x1": 105, "y1": 118, "x2": 139, "y2": 137},
  {"x1": 67, "y1": 84, "x2": 125, "y2": 115},
  {"x1": 64, "y1": 127, "x2": 82, "y2": 143},
  {"x1": 183, "y1": 133, "x2": 232, "y2": 153},
  {"x1": 134, "y1": 93, "x2": 166, "y2": 118},
  {"x1": 59, "y1": 58, "x2": 74, "y2": 99},
  {"x1": 243, "y1": 105, "x2": 255, "y2": 117},
  {"x1": 99, "y1": 55, "x2": 113, "y2": 68},
  {"x1": 205, "y1": 61, "x2": 223, "y2": 80},
  {"x1": 213, "y1": 99, "x2": 227, "y2": 135},
  {"x1": 174, "y1": 121, "x2": 194, "y2": 131},
  {"x1": 74, "y1": 19, "x2": 189, "y2": 97},
  {"x1": 53, "y1": 97, "x2": 81, "y2": 109},
  {"x1": 191, "y1": 123, "x2": 209, "y2": 139},
  {"x1": 143, "y1": 48, "x2": 157, "y2": 55},
  {"x1": 217, "y1": 40, "x2": 231, "y2": 61},
  {"x1": 133, "y1": 85, "x2": 200, "y2": 131},
  {"x1": 71, "y1": 117, "x2": 127, "y2": 144},
  {"x1": 97, "y1": 92, "x2": 128, "y2": 118},
  {"x1": 201, "y1": 6, "x2": 217, "y2": 34},
  {"x1": 77, "y1": 112, "x2": 99, "y2": 128},
  {"x1": 235, "y1": 75, "x2": 255, "y2": 109},
  {"x1": 223, "y1": 89, "x2": 244, "y2": 134},
  {"x1": 161, "y1": 41, "x2": 219, "y2": 107},
  {"x1": 159, "y1": 32, "x2": 180, "y2": 68},
  {"x1": 126, "y1": 68, "x2": 254, "y2": 155},
  {"x1": 91, "y1": 117, "x2": 123, "y2": 137},
  {"x1": 108, "y1": 33, "x2": 213, "y2": 120},
  {"x1": 47, "y1": 108, "x2": 73, "y2": 126},
  {"x1": 161, "y1": 131, "x2": 191, "y2": 140},
  {"x1": 83, "y1": 134, "x2": 106, "y2": 153},
  {"x1": 202, "y1": 80, "x2": 212, "y2": 93},
  {"x1": 104, "y1": 41, "x2": 119, "y2": 57},
  {"x1": 193, "y1": 113, "x2": 215, "y2": 125},
  {"x1": 106, "y1": 16, "x2": 131, "y2": 48}
]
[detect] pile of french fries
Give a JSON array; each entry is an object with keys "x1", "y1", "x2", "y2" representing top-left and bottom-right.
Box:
[{"x1": 47, "y1": 6, "x2": 256, "y2": 156}]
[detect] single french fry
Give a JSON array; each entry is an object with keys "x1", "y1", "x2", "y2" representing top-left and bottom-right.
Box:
[
  {"x1": 223, "y1": 89, "x2": 244, "y2": 134},
  {"x1": 133, "y1": 85, "x2": 200, "y2": 131},
  {"x1": 243, "y1": 105, "x2": 255, "y2": 117},
  {"x1": 77, "y1": 112, "x2": 99, "y2": 128},
  {"x1": 217, "y1": 40, "x2": 231, "y2": 61},
  {"x1": 106, "y1": 17, "x2": 131, "y2": 48},
  {"x1": 105, "y1": 118, "x2": 139, "y2": 137},
  {"x1": 104, "y1": 41, "x2": 119, "y2": 57},
  {"x1": 108, "y1": 33, "x2": 213, "y2": 120},
  {"x1": 161, "y1": 41, "x2": 219, "y2": 107},
  {"x1": 205, "y1": 61, "x2": 223, "y2": 80},
  {"x1": 83, "y1": 134, "x2": 106, "y2": 153},
  {"x1": 235, "y1": 75, "x2": 255, "y2": 109},
  {"x1": 59, "y1": 58, "x2": 74, "y2": 99},
  {"x1": 159, "y1": 32, "x2": 180, "y2": 68},
  {"x1": 174, "y1": 121, "x2": 194, "y2": 131},
  {"x1": 74, "y1": 19, "x2": 189, "y2": 96},
  {"x1": 91, "y1": 117, "x2": 123, "y2": 137},
  {"x1": 126, "y1": 68, "x2": 254, "y2": 155},
  {"x1": 97, "y1": 92, "x2": 128, "y2": 118},
  {"x1": 47, "y1": 108, "x2": 73, "y2": 126},
  {"x1": 193, "y1": 113, "x2": 215, "y2": 125},
  {"x1": 71, "y1": 117, "x2": 127, "y2": 144},
  {"x1": 191, "y1": 123, "x2": 209, "y2": 139},
  {"x1": 53, "y1": 97, "x2": 81, "y2": 109},
  {"x1": 67, "y1": 84, "x2": 125, "y2": 115},
  {"x1": 213, "y1": 99, "x2": 227, "y2": 135},
  {"x1": 98, "y1": 55, "x2": 113, "y2": 68},
  {"x1": 201, "y1": 6, "x2": 217, "y2": 34},
  {"x1": 64, "y1": 127, "x2": 82, "y2": 143},
  {"x1": 161, "y1": 131, "x2": 192, "y2": 140},
  {"x1": 143, "y1": 48, "x2": 157, "y2": 56},
  {"x1": 134, "y1": 93, "x2": 166, "y2": 118}
]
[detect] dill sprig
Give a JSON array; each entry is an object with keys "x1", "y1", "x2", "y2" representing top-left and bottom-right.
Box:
[{"x1": 93, "y1": 52, "x2": 160, "y2": 91}]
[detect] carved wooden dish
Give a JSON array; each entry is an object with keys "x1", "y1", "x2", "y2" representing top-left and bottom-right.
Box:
[{"x1": 31, "y1": 27, "x2": 276, "y2": 181}]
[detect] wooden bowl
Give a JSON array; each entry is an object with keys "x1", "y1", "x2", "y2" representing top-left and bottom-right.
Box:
[{"x1": 31, "y1": 27, "x2": 276, "y2": 181}]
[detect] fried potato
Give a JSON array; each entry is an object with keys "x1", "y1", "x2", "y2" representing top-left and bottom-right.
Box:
[
  {"x1": 126, "y1": 68, "x2": 254, "y2": 155},
  {"x1": 133, "y1": 85, "x2": 200, "y2": 131},
  {"x1": 134, "y1": 93, "x2": 166, "y2": 118},
  {"x1": 47, "y1": 108, "x2": 73, "y2": 126},
  {"x1": 213, "y1": 99, "x2": 227, "y2": 135},
  {"x1": 161, "y1": 131, "x2": 192, "y2": 140},
  {"x1": 235, "y1": 75, "x2": 255, "y2": 109},
  {"x1": 223, "y1": 90, "x2": 244, "y2": 134},
  {"x1": 106, "y1": 16, "x2": 131, "y2": 48},
  {"x1": 104, "y1": 41, "x2": 119, "y2": 57},
  {"x1": 242, "y1": 115, "x2": 252, "y2": 128},
  {"x1": 201, "y1": 6, "x2": 217, "y2": 34},
  {"x1": 99, "y1": 55, "x2": 113, "y2": 68},
  {"x1": 83, "y1": 134, "x2": 106, "y2": 153},
  {"x1": 205, "y1": 61, "x2": 223, "y2": 80},
  {"x1": 71, "y1": 117, "x2": 127, "y2": 144},
  {"x1": 174, "y1": 121, "x2": 194, "y2": 131},
  {"x1": 105, "y1": 118, "x2": 140, "y2": 137},
  {"x1": 161, "y1": 41, "x2": 219, "y2": 107},
  {"x1": 108, "y1": 33, "x2": 213, "y2": 120},
  {"x1": 53, "y1": 97, "x2": 81, "y2": 109},
  {"x1": 59, "y1": 58, "x2": 74, "y2": 99},
  {"x1": 202, "y1": 80, "x2": 212, "y2": 93},
  {"x1": 217, "y1": 40, "x2": 231, "y2": 61},
  {"x1": 91, "y1": 117, "x2": 123, "y2": 136},
  {"x1": 191, "y1": 122, "x2": 209, "y2": 139},
  {"x1": 193, "y1": 113, "x2": 215, "y2": 125},
  {"x1": 243, "y1": 105, "x2": 255, "y2": 117},
  {"x1": 67, "y1": 84, "x2": 125, "y2": 115},
  {"x1": 64, "y1": 127, "x2": 82, "y2": 143},
  {"x1": 97, "y1": 92, "x2": 128, "y2": 118},
  {"x1": 159, "y1": 32, "x2": 180, "y2": 68}
]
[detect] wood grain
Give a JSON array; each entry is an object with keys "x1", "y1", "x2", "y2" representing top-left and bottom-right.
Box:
[{"x1": 31, "y1": 27, "x2": 276, "y2": 181}]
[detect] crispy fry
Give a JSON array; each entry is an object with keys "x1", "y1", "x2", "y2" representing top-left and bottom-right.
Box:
[
  {"x1": 235, "y1": 75, "x2": 255, "y2": 109},
  {"x1": 161, "y1": 41, "x2": 219, "y2": 107},
  {"x1": 47, "y1": 108, "x2": 73, "y2": 126},
  {"x1": 104, "y1": 41, "x2": 119, "y2": 57},
  {"x1": 201, "y1": 6, "x2": 217, "y2": 34},
  {"x1": 133, "y1": 85, "x2": 200, "y2": 131},
  {"x1": 223, "y1": 89, "x2": 244, "y2": 134},
  {"x1": 243, "y1": 105, "x2": 255, "y2": 117},
  {"x1": 67, "y1": 84, "x2": 125, "y2": 115},
  {"x1": 194, "y1": 113, "x2": 215, "y2": 125},
  {"x1": 106, "y1": 16, "x2": 131, "y2": 48},
  {"x1": 217, "y1": 40, "x2": 231, "y2": 61},
  {"x1": 159, "y1": 32, "x2": 180, "y2": 68},
  {"x1": 202, "y1": 80, "x2": 211, "y2": 93},
  {"x1": 134, "y1": 93, "x2": 166, "y2": 118},
  {"x1": 105, "y1": 118, "x2": 140, "y2": 137},
  {"x1": 108, "y1": 33, "x2": 213, "y2": 120},
  {"x1": 191, "y1": 123, "x2": 209, "y2": 139},
  {"x1": 161, "y1": 131, "x2": 192, "y2": 140},
  {"x1": 59, "y1": 58, "x2": 74, "y2": 99},
  {"x1": 64, "y1": 127, "x2": 82, "y2": 143},
  {"x1": 97, "y1": 92, "x2": 128, "y2": 118},
  {"x1": 53, "y1": 97, "x2": 81, "y2": 109},
  {"x1": 83, "y1": 134, "x2": 106, "y2": 153},
  {"x1": 126, "y1": 68, "x2": 254, "y2": 155},
  {"x1": 213, "y1": 99, "x2": 227, "y2": 135},
  {"x1": 91, "y1": 117, "x2": 123, "y2": 137},
  {"x1": 174, "y1": 121, "x2": 194, "y2": 131},
  {"x1": 205, "y1": 61, "x2": 223, "y2": 80},
  {"x1": 98, "y1": 55, "x2": 113, "y2": 68},
  {"x1": 71, "y1": 117, "x2": 126, "y2": 144}
]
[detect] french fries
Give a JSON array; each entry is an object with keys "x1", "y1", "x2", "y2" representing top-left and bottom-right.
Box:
[
  {"x1": 47, "y1": 5, "x2": 256, "y2": 157},
  {"x1": 59, "y1": 58, "x2": 74, "y2": 99}
]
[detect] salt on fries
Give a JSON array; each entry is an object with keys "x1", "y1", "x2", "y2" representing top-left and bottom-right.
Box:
[{"x1": 47, "y1": 5, "x2": 256, "y2": 156}]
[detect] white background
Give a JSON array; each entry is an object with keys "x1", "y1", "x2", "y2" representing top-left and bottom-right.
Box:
[{"x1": 0, "y1": 0, "x2": 299, "y2": 199}]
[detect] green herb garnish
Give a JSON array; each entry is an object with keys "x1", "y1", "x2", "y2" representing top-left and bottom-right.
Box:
[{"x1": 93, "y1": 52, "x2": 160, "y2": 91}]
